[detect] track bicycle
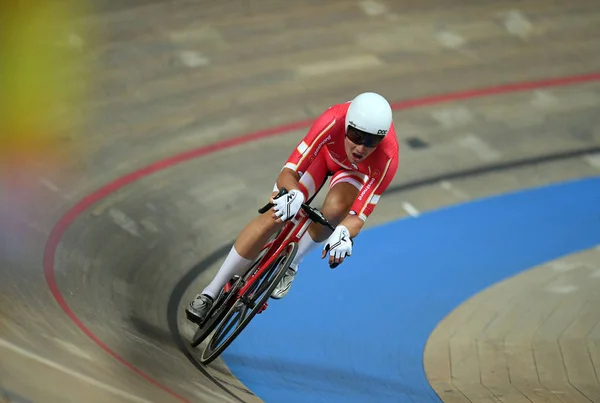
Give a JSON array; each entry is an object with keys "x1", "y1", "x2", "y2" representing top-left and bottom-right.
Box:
[{"x1": 189, "y1": 187, "x2": 336, "y2": 365}]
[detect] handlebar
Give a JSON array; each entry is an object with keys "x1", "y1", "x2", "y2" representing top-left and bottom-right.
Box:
[{"x1": 258, "y1": 187, "x2": 336, "y2": 232}]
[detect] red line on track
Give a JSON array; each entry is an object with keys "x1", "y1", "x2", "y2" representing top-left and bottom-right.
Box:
[{"x1": 43, "y1": 71, "x2": 600, "y2": 402}]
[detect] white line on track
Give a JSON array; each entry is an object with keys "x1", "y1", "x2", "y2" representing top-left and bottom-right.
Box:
[
  {"x1": 0, "y1": 338, "x2": 153, "y2": 403},
  {"x1": 401, "y1": 201, "x2": 420, "y2": 217}
]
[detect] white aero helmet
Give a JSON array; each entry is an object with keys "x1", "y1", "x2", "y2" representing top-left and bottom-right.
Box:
[{"x1": 345, "y1": 92, "x2": 393, "y2": 137}]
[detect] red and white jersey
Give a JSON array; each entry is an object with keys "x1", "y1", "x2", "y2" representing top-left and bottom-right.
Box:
[{"x1": 282, "y1": 102, "x2": 399, "y2": 221}]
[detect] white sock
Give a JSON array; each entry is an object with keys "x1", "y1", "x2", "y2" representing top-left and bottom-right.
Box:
[
  {"x1": 289, "y1": 230, "x2": 321, "y2": 271},
  {"x1": 202, "y1": 245, "x2": 253, "y2": 299}
]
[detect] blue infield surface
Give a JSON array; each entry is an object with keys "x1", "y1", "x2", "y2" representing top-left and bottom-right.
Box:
[{"x1": 222, "y1": 176, "x2": 600, "y2": 403}]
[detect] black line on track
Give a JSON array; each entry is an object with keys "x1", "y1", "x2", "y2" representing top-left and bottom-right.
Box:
[
  {"x1": 385, "y1": 146, "x2": 600, "y2": 194},
  {"x1": 168, "y1": 145, "x2": 600, "y2": 401}
]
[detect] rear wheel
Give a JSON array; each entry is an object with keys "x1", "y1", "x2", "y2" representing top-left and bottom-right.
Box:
[{"x1": 199, "y1": 241, "x2": 298, "y2": 365}]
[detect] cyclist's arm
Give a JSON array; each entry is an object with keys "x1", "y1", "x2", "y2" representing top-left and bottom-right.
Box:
[
  {"x1": 272, "y1": 106, "x2": 338, "y2": 199},
  {"x1": 339, "y1": 214, "x2": 365, "y2": 238},
  {"x1": 274, "y1": 167, "x2": 301, "y2": 194},
  {"x1": 280, "y1": 107, "x2": 337, "y2": 178},
  {"x1": 342, "y1": 154, "x2": 399, "y2": 236}
]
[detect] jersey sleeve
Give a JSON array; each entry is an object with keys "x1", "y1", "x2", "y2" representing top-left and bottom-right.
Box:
[
  {"x1": 282, "y1": 106, "x2": 338, "y2": 175},
  {"x1": 350, "y1": 152, "x2": 399, "y2": 222}
]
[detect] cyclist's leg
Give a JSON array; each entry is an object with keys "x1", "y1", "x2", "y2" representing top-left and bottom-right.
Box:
[
  {"x1": 200, "y1": 212, "x2": 283, "y2": 297},
  {"x1": 289, "y1": 170, "x2": 366, "y2": 268},
  {"x1": 186, "y1": 210, "x2": 286, "y2": 323},
  {"x1": 271, "y1": 170, "x2": 364, "y2": 299},
  {"x1": 310, "y1": 171, "x2": 365, "y2": 240}
]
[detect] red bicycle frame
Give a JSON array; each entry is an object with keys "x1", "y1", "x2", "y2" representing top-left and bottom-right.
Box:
[{"x1": 222, "y1": 207, "x2": 312, "y2": 301}]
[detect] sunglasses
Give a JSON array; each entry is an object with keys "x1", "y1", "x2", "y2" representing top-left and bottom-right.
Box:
[{"x1": 345, "y1": 126, "x2": 384, "y2": 148}]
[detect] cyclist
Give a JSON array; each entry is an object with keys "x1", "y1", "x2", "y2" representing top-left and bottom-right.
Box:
[{"x1": 186, "y1": 92, "x2": 399, "y2": 324}]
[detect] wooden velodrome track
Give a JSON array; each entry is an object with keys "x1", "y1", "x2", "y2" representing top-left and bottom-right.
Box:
[{"x1": 1, "y1": 1, "x2": 600, "y2": 402}]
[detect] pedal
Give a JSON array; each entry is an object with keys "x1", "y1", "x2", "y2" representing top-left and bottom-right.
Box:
[{"x1": 185, "y1": 308, "x2": 204, "y2": 325}]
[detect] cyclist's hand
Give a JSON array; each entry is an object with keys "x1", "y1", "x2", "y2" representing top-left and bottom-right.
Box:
[
  {"x1": 322, "y1": 225, "x2": 353, "y2": 268},
  {"x1": 271, "y1": 189, "x2": 305, "y2": 221}
]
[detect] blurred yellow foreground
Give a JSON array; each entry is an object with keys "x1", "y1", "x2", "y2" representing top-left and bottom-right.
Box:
[
  {"x1": 1, "y1": 0, "x2": 93, "y2": 174},
  {"x1": 1, "y1": 1, "x2": 96, "y2": 258}
]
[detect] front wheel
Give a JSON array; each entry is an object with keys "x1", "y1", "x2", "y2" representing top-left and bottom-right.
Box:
[{"x1": 199, "y1": 241, "x2": 298, "y2": 365}]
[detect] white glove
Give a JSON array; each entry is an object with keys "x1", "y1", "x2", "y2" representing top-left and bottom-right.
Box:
[
  {"x1": 323, "y1": 225, "x2": 353, "y2": 267},
  {"x1": 272, "y1": 189, "x2": 305, "y2": 221}
]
